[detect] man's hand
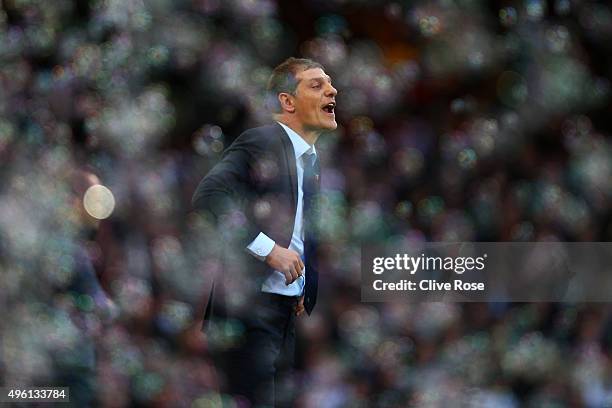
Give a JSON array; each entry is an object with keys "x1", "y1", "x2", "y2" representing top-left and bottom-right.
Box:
[
  {"x1": 265, "y1": 244, "x2": 304, "y2": 285},
  {"x1": 294, "y1": 296, "x2": 305, "y2": 316}
]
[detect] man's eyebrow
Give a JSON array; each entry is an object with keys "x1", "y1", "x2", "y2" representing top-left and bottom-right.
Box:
[{"x1": 307, "y1": 76, "x2": 333, "y2": 83}]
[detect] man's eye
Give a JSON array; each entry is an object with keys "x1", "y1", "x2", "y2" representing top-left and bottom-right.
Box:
[{"x1": 312, "y1": 84, "x2": 321, "y2": 89}]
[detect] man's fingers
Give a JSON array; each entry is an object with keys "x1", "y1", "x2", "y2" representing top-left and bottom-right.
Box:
[
  {"x1": 284, "y1": 268, "x2": 298, "y2": 285},
  {"x1": 291, "y1": 266, "x2": 299, "y2": 281},
  {"x1": 290, "y1": 256, "x2": 303, "y2": 277},
  {"x1": 294, "y1": 295, "x2": 304, "y2": 315},
  {"x1": 297, "y1": 257, "x2": 305, "y2": 273},
  {"x1": 292, "y1": 260, "x2": 303, "y2": 278}
]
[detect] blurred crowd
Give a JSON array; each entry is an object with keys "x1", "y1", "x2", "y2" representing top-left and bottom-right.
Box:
[{"x1": 1, "y1": 0, "x2": 611, "y2": 406}]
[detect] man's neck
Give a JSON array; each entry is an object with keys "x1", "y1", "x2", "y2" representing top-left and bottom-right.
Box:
[{"x1": 275, "y1": 116, "x2": 320, "y2": 146}]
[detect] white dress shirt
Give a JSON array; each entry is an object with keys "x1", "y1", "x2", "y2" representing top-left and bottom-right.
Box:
[{"x1": 246, "y1": 121, "x2": 316, "y2": 296}]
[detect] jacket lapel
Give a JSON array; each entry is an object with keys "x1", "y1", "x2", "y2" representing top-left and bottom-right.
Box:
[{"x1": 274, "y1": 122, "x2": 298, "y2": 212}]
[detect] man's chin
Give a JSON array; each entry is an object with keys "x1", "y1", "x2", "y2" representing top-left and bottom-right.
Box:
[
  {"x1": 308, "y1": 120, "x2": 338, "y2": 132},
  {"x1": 324, "y1": 120, "x2": 337, "y2": 130}
]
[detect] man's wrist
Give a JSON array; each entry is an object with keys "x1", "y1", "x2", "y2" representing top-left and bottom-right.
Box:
[{"x1": 246, "y1": 232, "x2": 276, "y2": 261}]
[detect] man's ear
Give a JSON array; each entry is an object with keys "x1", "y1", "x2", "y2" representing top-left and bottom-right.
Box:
[{"x1": 278, "y1": 93, "x2": 296, "y2": 113}]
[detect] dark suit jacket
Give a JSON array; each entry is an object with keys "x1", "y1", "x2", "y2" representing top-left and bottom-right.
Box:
[{"x1": 192, "y1": 123, "x2": 299, "y2": 322}]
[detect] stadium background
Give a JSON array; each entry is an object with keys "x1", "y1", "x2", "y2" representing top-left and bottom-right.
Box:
[{"x1": 1, "y1": 0, "x2": 611, "y2": 406}]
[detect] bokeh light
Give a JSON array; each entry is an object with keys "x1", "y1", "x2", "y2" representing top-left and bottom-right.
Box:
[{"x1": 83, "y1": 184, "x2": 115, "y2": 220}]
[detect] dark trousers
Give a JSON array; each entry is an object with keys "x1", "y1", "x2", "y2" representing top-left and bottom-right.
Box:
[{"x1": 211, "y1": 293, "x2": 299, "y2": 407}]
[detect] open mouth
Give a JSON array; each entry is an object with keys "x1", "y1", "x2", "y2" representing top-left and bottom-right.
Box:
[{"x1": 322, "y1": 102, "x2": 336, "y2": 115}]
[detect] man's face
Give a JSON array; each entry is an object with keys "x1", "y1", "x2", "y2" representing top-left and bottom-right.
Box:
[{"x1": 291, "y1": 67, "x2": 338, "y2": 131}]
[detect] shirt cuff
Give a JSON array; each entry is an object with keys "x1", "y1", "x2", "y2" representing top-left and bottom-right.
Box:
[{"x1": 246, "y1": 232, "x2": 276, "y2": 261}]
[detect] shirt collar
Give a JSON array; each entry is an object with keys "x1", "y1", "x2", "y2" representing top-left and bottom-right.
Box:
[{"x1": 277, "y1": 121, "x2": 316, "y2": 159}]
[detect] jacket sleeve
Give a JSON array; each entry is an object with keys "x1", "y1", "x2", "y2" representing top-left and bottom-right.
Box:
[{"x1": 191, "y1": 130, "x2": 262, "y2": 248}]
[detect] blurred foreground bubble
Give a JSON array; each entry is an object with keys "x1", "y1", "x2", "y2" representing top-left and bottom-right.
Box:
[
  {"x1": 192, "y1": 393, "x2": 225, "y2": 408},
  {"x1": 555, "y1": 0, "x2": 570, "y2": 15},
  {"x1": 497, "y1": 71, "x2": 528, "y2": 108},
  {"x1": 83, "y1": 184, "x2": 115, "y2": 219},
  {"x1": 499, "y1": 7, "x2": 518, "y2": 27},
  {"x1": 157, "y1": 300, "x2": 193, "y2": 334},
  {"x1": 88, "y1": 85, "x2": 175, "y2": 156},
  {"x1": 546, "y1": 25, "x2": 570, "y2": 53},
  {"x1": 338, "y1": 305, "x2": 381, "y2": 350},
  {"x1": 457, "y1": 148, "x2": 477, "y2": 169},
  {"x1": 526, "y1": 0, "x2": 547, "y2": 21},
  {"x1": 392, "y1": 148, "x2": 424, "y2": 178},
  {"x1": 502, "y1": 332, "x2": 560, "y2": 379}
]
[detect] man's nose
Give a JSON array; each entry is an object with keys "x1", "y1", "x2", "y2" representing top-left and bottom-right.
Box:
[{"x1": 326, "y1": 84, "x2": 337, "y2": 97}]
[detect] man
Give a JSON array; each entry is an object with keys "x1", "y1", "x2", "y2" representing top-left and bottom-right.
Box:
[{"x1": 192, "y1": 57, "x2": 337, "y2": 406}]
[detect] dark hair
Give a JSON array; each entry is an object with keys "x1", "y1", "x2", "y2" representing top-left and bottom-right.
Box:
[{"x1": 266, "y1": 57, "x2": 324, "y2": 112}]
